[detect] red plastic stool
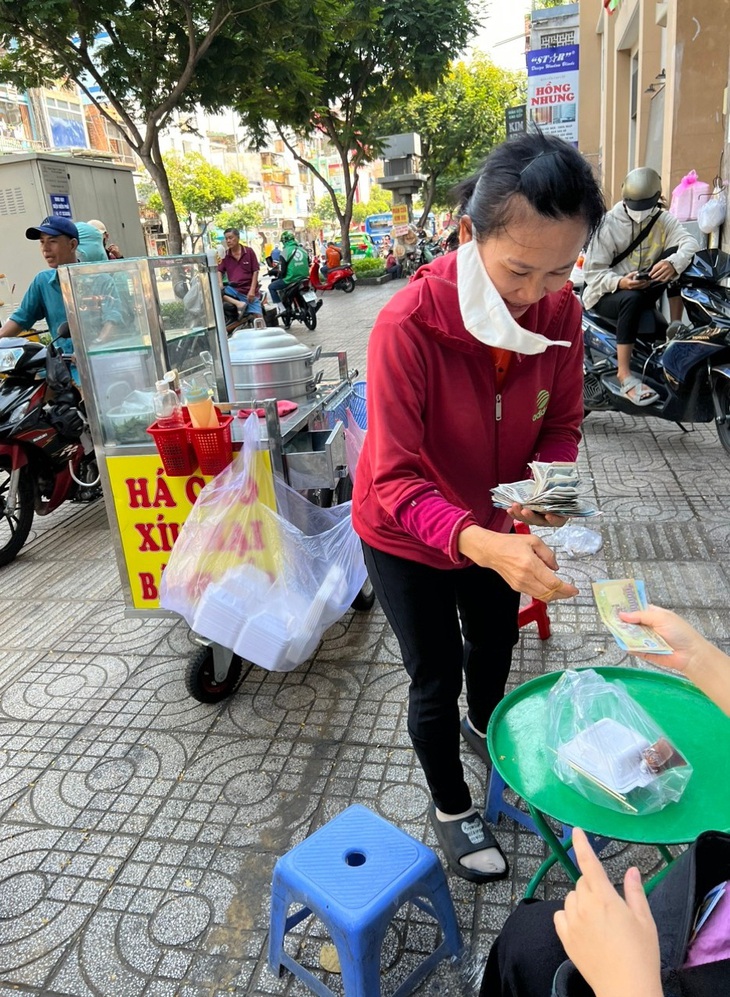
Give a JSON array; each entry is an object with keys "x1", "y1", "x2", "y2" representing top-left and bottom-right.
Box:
[{"x1": 514, "y1": 522, "x2": 551, "y2": 640}]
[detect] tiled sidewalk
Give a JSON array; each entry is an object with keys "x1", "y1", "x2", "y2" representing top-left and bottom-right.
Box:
[{"x1": 0, "y1": 280, "x2": 727, "y2": 995}]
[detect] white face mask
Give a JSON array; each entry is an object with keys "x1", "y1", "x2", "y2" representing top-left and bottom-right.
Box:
[
  {"x1": 456, "y1": 239, "x2": 571, "y2": 355},
  {"x1": 625, "y1": 205, "x2": 655, "y2": 224}
]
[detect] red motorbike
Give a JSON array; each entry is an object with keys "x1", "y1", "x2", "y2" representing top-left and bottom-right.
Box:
[
  {"x1": 0, "y1": 330, "x2": 100, "y2": 566},
  {"x1": 308, "y1": 259, "x2": 356, "y2": 294}
]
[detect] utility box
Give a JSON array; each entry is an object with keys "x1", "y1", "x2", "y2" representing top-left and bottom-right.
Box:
[{"x1": 0, "y1": 153, "x2": 145, "y2": 305}]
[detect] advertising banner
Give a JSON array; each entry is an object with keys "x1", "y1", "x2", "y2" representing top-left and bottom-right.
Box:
[
  {"x1": 505, "y1": 105, "x2": 527, "y2": 139},
  {"x1": 526, "y1": 44, "x2": 579, "y2": 146},
  {"x1": 105, "y1": 451, "x2": 274, "y2": 610}
]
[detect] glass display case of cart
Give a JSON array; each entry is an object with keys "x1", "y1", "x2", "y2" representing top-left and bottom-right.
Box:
[{"x1": 58, "y1": 256, "x2": 228, "y2": 450}]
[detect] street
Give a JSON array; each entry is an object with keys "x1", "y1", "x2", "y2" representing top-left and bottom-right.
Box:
[{"x1": 1, "y1": 279, "x2": 728, "y2": 996}]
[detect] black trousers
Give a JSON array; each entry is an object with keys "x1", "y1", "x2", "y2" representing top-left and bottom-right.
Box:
[
  {"x1": 480, "y1": 899, "x2": 571, "y2": 997},
  {"x1": 362, "y1": 542, "x2": 520, "y2": 814},
  {"x1": 592, "y1": 247, "x2": 680, "y2": 346}
]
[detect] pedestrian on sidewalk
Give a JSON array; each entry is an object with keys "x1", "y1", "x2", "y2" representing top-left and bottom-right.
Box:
[{"x1": 352, "y1": 132, "x2": 605, "y2": 885}]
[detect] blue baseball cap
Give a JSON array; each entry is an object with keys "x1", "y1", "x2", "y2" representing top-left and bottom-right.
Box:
[{"x1": 26, "y1": 216, "x2": 79, "y2": 241}]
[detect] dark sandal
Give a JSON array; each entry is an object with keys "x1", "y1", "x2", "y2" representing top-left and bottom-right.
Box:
[
  {"x1": 428, "y1": 803, "x2": 509, "y2": 884},
  {"x1": 460, "y1": 716, "x2": 490, "y2": 766}
]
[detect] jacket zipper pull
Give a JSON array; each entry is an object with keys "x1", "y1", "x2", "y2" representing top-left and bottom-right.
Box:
[{"x1": 495, "y1": 393, "x2": 502, "y2": 421}]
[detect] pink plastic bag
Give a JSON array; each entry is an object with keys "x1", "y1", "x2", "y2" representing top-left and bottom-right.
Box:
[{"x1": 670, "y1": 170, "x2": 710, "y2": 222}]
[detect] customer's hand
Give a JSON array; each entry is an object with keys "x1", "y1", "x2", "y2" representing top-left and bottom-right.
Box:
[
  {"x1": 618, "y1": 605, "x2": 705, "y2": 672},
  {"x1": 553, "y1": 828, "x2": 663, "y2": 997},
  {"x1": 457, "y1": 525, "x2": 578, "y2": 602}
]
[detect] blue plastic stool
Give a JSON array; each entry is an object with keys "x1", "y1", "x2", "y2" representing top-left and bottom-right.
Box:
[{"x1": 268, "y1": 803, "x2": 462, "y2": 997}]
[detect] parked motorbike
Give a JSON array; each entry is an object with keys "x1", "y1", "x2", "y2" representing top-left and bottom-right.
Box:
[
  {"x1": 0, "y1": 330, "x2": 100, "y2": 566},
  {"x1": 308, "y1": 259, "x2": 356, "y2": 294},
  {"x1": 582, "y1": 248, "x2": 730, "y2": 453}
]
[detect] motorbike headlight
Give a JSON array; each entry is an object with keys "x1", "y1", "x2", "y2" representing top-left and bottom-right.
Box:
[{"x1": 9, "y1": 401, "x2": 30, "y2": 424}]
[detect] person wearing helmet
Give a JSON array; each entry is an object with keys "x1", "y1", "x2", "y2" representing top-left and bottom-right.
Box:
[
  {"x1": 267, "y1": 231, "x2": 310, "y2": 312},
  {"x1": 582, "y1": 167, "x2": 698, "y2": 406}
]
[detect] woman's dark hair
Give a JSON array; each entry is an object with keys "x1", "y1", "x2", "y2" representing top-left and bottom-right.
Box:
[{"x1": 451, "y1": 132, "x2": 605, "y2": 241}]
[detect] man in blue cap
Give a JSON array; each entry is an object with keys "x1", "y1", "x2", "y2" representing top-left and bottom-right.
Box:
[
  {"x1": 0, "y1": 216, "x2": 81, "y2": 347},
  {"x1": 0, "y1": 215, "x2": 121, "y2": 351}
]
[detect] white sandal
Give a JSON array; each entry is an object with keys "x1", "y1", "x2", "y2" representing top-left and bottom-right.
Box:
[{"x1": 620, "y1": 374, "x2": 658, "y2": 407}]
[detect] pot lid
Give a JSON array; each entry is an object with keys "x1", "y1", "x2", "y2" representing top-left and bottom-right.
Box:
[{"x1": 228, "y1": 327, "x2": 313, "y2": 362}]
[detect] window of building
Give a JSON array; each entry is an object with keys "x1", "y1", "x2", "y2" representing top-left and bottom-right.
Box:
[
  {"x1": 45, "y1": 95, "x2": 87, "y2": 148},
  {"x1": 629, "y1": 52, "x2": 639, "y2": 166},
  {"x1": 539, "y1": 30, "x2": 576, "y2": 48}
]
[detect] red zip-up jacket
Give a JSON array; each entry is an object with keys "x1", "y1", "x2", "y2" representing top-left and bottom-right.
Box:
[{"x1": 352, "y1": 250, "x2": 584, "y2": 569}]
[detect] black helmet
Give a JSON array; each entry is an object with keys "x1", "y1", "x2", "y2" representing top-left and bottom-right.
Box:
[{"x1": 622, "y1": 167, "x2": 662, "y2": 211}]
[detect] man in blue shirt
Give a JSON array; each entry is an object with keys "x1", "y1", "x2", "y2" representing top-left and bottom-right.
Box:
[
  {"x1": 0, "y1": 215, "x2": 122, "y2": 352},
  {"x1": 0, "y1": 216, "x2": 80, "y2": 350}
]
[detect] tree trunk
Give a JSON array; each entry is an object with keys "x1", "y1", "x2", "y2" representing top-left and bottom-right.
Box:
[
  {"x1": 417, "y1": 176, "x2": 438, "y2": 228},
  {"x1": 139, "y1": 140, "x2": 183, "y2": 254}
]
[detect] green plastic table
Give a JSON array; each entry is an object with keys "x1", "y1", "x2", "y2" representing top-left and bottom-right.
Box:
[{"x1": 487, "y1": 666, "x2": 730, "y2": 895}]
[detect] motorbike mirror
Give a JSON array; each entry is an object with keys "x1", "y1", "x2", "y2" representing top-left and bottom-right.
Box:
[{"x1": 56, "y1": 322, "x2": 72, "y2": 340}]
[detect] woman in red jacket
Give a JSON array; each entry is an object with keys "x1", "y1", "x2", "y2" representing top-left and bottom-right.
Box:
[{"x1": 352, "y1": 133, "x2": 605, "y2": 885}]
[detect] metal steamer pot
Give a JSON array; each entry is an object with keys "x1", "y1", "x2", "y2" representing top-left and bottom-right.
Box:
[{"x1": 227, "y1": 327, "x2": 323, "y2": 403}]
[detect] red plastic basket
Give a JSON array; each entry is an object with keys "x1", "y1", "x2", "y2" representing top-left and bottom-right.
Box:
[
  {"x1": 187, "y1": 413, "x2": 234, "y2": 476},
  {"x1": 146, "y1": 418, "x2": 197, "y2": 476}
]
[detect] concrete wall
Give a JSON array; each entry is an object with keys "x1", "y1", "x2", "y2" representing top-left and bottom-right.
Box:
[{"x1": 579, "y1": 0, "x2": 730, "y2": 213}]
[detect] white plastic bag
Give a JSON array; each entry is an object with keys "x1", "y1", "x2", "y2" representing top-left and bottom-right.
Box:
[
  {"x1": 160, "y1": 413, "x2": 367, "y2": 670},
  {"x1": 550, "y1": 523, "x2": 603, "y2": 557},
  {"x1": 344, "y1": 406, "x2": 366, "y2": 483},
  {"x1": 697, "y1": 192, "x2": 727, "y2": 234},
  {"x1": 547, "y1": 669, "x2": 692, "y2": 815}
]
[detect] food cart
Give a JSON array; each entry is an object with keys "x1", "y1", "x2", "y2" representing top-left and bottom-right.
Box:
[{"x1": 59, "y1": 253, "x2": 369, "y2": 701}]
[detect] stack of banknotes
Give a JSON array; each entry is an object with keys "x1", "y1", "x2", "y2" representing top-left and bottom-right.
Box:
[
  {"x1": 491, "y1": 461, "x2": 600, "y2": 518},
  {"x1": 592, "y1": 578, "x2": 673, "y2": 654}
]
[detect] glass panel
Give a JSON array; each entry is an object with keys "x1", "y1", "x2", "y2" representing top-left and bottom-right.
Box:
[
  {"x1": 151, "y1": 258, "x2": 226, "y2": 401},
  {"x1": 67, "y1": 260, "x2": 159, "y2": 446}
]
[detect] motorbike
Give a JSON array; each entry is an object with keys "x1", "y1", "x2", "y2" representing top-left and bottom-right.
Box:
[
  {"x1": 265, "y1": 274, "x2": 321, "y2": 332},
  {"x1": 308, "y1": 258, "x2": 356, "y2": 294},
  {"x1": 0, "y1": 329, "x2": 100, "y2": 566},
  {"x1": 582, "y1": 248, "x2": 730, "y2": 454}
]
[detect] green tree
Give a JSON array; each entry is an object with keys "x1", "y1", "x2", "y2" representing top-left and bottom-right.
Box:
[
  {"x1": 0, "y1": 0, "x2": 325, "y2": 253},
  {"x1": 139, "y1": 153, "x2": 248, "y2": 250},
  {"x1": 234, "y1": 0, "x2": 482, "y2": 250},
  {"x1": 377, "y1": 56, "x2": 526, "y2": 224},
  {"x1": 215, "y1": 201, "x2": 265, "y2": 238},
  {"x1": 532, "y1": 0, "x2": 572, "y2": 8}
]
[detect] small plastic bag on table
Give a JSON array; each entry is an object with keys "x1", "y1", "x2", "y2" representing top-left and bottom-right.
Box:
[
  {"x1": 160, "y1": 412, "x2": 367, "y2": 671},
  {"x1": 546, "y1": 668, "x2": 692, "y2": 815}
]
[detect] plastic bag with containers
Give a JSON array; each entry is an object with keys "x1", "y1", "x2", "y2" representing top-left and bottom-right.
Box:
[
  {"x1": 547, "y1": 668, "x2": 692, "y2": 815},
  {"x1": 160, "y1": 413, "x2": 367, "y2": 671}
]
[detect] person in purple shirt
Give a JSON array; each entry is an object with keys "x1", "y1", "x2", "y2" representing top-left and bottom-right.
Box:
[{"x1": 217, "y1": 228, "x2": 262, "y2": 319}]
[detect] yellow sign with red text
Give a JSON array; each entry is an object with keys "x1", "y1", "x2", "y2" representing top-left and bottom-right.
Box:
[
  {"x1": 105, "y1": 450, "x2": 274, "y2": 610},
  {"x1": 391, "y1": 204, "x2": 409, "y2": 225}
]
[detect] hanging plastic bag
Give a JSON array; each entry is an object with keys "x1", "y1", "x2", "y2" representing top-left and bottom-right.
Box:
[
  {"x1": 697, "y1": 191, "x2": 727, "y2": 234},
  {"x1": 546, "y1": 669, "x2": 692, "y2": 815},
  {"x1": 344, "y1": 406, "x2": 366, "y2": 484},
  {"x1": 669, "y1": 170, "x2": 710, "y2": 222},
  {"x1": 160, "y1": 413, "x2": 367, "y2": 671}
]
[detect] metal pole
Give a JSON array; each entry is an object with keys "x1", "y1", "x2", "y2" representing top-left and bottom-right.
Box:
[{"x1": 205, "y1": 248, "x2": 235, "y2": 402}]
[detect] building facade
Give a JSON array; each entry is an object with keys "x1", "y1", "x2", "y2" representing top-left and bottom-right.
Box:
[{"x1": 578, "y1": 0, "x2": 730, "y2": 207}]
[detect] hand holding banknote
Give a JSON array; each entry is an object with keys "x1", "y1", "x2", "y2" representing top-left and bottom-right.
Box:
[
  {"x1": 592, "y1": 579, "x2": 673, "y2": 655},
  {"x1": 619, "y1": 606, "x2": 711, "y2": 672}
]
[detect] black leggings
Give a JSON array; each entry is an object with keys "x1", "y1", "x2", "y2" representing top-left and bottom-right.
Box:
[{"x1": 362, "y1": 542, "x2": 520, "y2": 814}]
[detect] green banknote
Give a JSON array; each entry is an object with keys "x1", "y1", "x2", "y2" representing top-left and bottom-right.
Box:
[{"x1": 592, "y1": 579, "x2": 673, "y2": 655}]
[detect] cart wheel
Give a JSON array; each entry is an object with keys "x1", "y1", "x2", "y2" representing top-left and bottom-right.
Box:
[{"x1": 185, "y1": 646, "x2": 244, "y2": 703}]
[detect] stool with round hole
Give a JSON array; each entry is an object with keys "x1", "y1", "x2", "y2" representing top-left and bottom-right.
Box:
[{"x1": 268, "y1": 803, "x2": 462, "y2": 997}]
